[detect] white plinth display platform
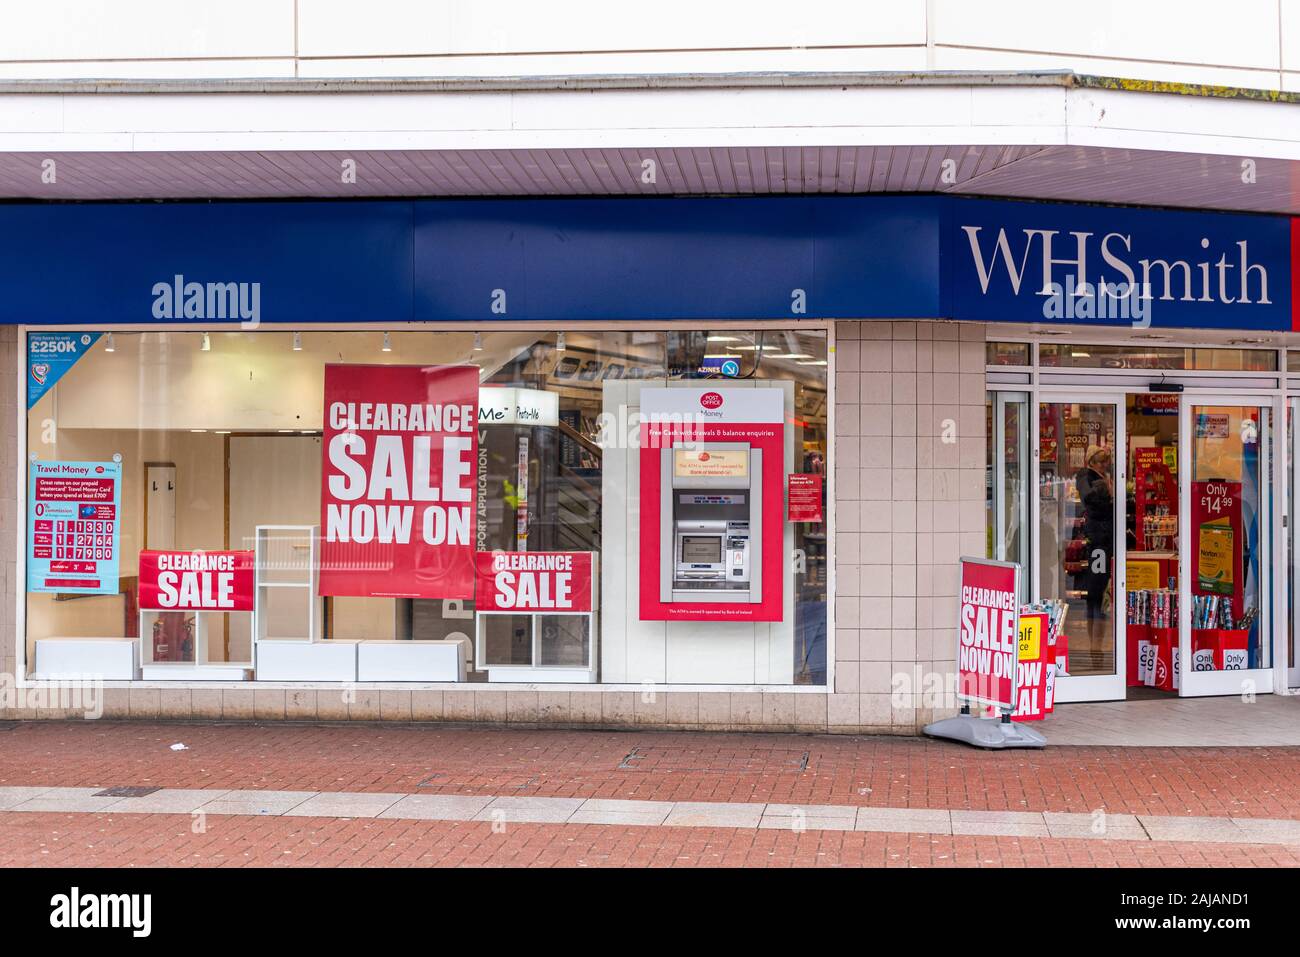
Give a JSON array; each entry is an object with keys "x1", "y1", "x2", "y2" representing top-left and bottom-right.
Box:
[
  {"x1": 356, "y1": 638, "x2": 468, "y2": 682},
  {"x1": 255, "y1": 640, "x2": 358, "y2": 682},
  {"x1": 140, "y1": 664, "x2": 251, "y2": 681},
  {"x1": 34, "y1": 637, "x2": 138, "y2": 680}
]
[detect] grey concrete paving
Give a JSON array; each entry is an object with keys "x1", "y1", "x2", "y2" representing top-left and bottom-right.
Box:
[
  {"x1": 1041, "y1": 693, "x2": 1300, "y2": 746},
  {"x1": 8, "y1": 784, "x2": 1300, "y2": 848}
]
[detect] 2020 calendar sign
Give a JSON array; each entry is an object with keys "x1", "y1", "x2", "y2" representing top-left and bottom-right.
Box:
[{"x1": 27, "y1": 459, "x2": 122, "y2": 595}]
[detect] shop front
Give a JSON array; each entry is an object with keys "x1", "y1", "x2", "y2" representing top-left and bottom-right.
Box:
[
  {"x1": 4, "y1": 193, "x2": 1299, "y2": 728},
  {"x1": 986, "y1": 339, "x2": 1289, "y2": 703}
]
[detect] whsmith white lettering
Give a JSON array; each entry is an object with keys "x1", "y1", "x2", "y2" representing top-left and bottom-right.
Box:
[{"x1": 962, "y1": 227, "x2": 1271, "y2": 306}]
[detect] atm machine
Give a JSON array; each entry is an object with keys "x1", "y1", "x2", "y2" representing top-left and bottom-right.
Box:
[{"x1": 659, "y1": 442, "x2": 762, "y2": 604}]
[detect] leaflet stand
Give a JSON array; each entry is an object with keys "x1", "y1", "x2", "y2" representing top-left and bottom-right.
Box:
[{"x1": 922, "y1": 556, "x2": 1046, "y2": 750}]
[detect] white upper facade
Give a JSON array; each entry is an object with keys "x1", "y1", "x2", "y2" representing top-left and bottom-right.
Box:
[{"x1": 4, "y1": 0, "x2": 1298, "y2": 91}]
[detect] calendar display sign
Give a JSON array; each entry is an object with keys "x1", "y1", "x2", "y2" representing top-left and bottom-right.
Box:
[{"x1": 27, "y1": 460, "x2": 122, "y2": 595}]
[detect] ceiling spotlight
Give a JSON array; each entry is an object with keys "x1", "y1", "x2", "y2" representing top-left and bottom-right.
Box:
[
  {"x1": 382, "y1": 331, "x2": 392, "y2": 353},
  {"x1": 103, "y1": 333, "x2": 115, "y2": 353},
  {"x1": 200, "y1": 332, "x2": 211, "y2": 352},
  {"x1": 556, "y1": 332, "x2": 566, "y2": 352},
  {"x1": 473, "y1": 332, "x2": 484, "y2": 352},
  {"x1": 293, "y1": 332, "x2": 303, "y2": 352}
]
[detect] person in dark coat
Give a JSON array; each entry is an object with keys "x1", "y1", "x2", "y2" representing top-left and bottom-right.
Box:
[{"x1": 1075, "y1": 445, "x2": 1114, "y2": 655}]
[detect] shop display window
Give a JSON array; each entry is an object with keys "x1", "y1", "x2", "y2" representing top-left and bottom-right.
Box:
[{"x1": 23, "y1": 328, "x2": 829, "y2": 687}]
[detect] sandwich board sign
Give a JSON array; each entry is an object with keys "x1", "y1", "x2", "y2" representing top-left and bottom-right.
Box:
[{"x1": 923, "y1": 557, "x2": 1046, "y2": 750}]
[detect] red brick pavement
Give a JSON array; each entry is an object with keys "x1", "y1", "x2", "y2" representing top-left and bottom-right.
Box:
[
  {"x1": 1, "y1": 720, "x2": 1299, "y2": 820},
  {"x1": 2, "y1": 811, "x2": 1298, "y2": 868}
]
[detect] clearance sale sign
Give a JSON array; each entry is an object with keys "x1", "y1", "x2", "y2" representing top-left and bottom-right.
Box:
[
  {"x1": 319, "y1": 364, "x2": 479, "y2": 599},
  {"x1": 956, "y1": 557, "x2": 1021, "y2": 711}
]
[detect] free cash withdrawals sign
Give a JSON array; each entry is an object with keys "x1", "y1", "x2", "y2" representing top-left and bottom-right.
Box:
[
  {"x1": 319, "y1": 364, "x2": 479, "y2": 599},
  {"x1": 956, "y1": 557, "x2": 1021, "y2": 711}
]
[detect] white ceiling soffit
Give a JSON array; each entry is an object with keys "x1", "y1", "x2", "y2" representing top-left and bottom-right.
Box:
[{"x1": 0, "y1": 72, "x2": 1295, "y2": 211}]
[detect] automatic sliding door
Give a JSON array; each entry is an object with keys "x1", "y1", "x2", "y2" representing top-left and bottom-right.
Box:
[{"x1": 1038, "y1": 397, "x2": 1126, "y2": 702}]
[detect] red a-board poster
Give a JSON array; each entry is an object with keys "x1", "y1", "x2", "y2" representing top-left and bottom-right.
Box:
[
  {"x1": 319, "y1": 364, "x2": 479, "y2": 599},
  {"x1": 956, "y1": 557, "x2": 1019, "y2": 711},
  {"x1": 138, "y1": 549, "x2": 254, "y2": 611}
]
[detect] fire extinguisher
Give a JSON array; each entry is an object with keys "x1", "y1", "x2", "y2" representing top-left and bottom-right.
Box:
[{"x1": 151, "y1": 617, "x2": 172, "y2": 662}]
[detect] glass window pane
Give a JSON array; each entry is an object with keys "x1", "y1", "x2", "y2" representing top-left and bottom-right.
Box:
[
  {"x1": 1190, "y1": 405, "x2": 1269, "y2": 669},
  {"x1": 1038, "y1": 402, "x2": 1118, "y2": 677}
]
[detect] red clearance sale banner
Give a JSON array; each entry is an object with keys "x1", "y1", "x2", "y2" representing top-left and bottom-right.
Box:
[
  {"x1": 138, "y1": 549, "x2": 254, "y2": 611},
  {"x1": 319, "y1": 364, "x2": 479, "y2": 599},
  {"x1": 956, "y1": 557, "x2": 1020, "y2": 710},
  {"x1": 474, "y1": 551, "x2": 594, "y2": 613}
]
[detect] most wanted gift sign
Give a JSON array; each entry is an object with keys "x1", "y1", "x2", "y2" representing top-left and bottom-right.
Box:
[{"x1": 319, "y1": 364, "x2": 479, "y2": 599}]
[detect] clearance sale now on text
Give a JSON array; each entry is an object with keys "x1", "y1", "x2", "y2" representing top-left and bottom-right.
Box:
[{"x1": 324, "y1": 400, "x2": 475, "y2": 547}]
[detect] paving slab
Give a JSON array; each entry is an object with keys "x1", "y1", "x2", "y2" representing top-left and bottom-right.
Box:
[
  {"x1": 379, "y1": 794, "x2": 494, "y2": 821},
  {"x1": 663, "y1": 802, "x2": 766, "y2": 828},
  {"x1": 760, "y1": 803, "x2": 859, "y2": 831},
  {"x1": 11, "y1": 787, "x2": 122, "y2": 813},
  {"x1": 112, "y1": 789, "x2": 233, "y2": 814},
  {"x1": 1138, "y1": 815, "x2": 1249, "y2": 844},
  {"x1": 855, "y1": 806, "x2": 952, "y2": 834},
  {"x1": 474, "y1": 796, "x2": 585, "y2": 824},
  {"x1": 284, "y1": 792, "x2": 405, "y2": 819},
  {"x1": 198, "y1": 790, "x2": 318, "y2": 816},
  {"x1": 0, "y1": 786, "x2": 57, "y2": 810}
]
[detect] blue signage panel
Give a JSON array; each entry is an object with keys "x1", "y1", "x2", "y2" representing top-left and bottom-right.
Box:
[
  {"x1": 946, "y1": 197, "x2": 1294, "y2": 330},
  {"x1": 0, "y1": 202, "x2": 413, "y2": 326},
  {"x1": 414, "y1": 196, "x2": 943, "y2": 321},
  {"x1": 0, "y1": 195, "x2": 1292, "y2": 331}
]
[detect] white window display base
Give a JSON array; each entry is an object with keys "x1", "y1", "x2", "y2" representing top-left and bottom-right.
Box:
[
  {"x1": 356, "y1": 639, "x2": 468, "y2": 682},
  {"x1": 483, "y1": 666, "x2": 597, "y2": 684},
  {"x1": 255, "y1": 640, "x2": 358, "y2": 682},
  {"x1": 33, "y1": 637, "x2": 138, "y2": 680},
  {"x1": 140, "y1": 664, "x2": 251, "y2": 681}
]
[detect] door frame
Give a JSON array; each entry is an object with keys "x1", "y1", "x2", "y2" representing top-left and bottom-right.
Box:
[
  {"x1": 1178, "y1": 393, "x2": 1282, "y2": 697},
  {"x1": 1034, "y1": 391, "x2": 1128, "y2": 703}
]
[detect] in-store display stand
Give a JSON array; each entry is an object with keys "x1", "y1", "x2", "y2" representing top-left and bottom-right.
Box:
[{"x1": 252, "y1": 525, "x2": 357, "y2": 681}]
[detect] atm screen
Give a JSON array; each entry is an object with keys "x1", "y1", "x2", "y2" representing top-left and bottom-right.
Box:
[{"x1": 680, "y1": 536, "x2": 723, "y2": 564}]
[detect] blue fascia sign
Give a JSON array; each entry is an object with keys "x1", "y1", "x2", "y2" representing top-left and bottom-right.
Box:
[{"x1": 0, "y1": 195, "x2": 1292, "y2": 332}]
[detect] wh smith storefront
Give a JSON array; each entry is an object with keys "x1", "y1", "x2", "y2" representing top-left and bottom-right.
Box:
[{"x1": 4, "y1": 194, "x2": 1299, "y2": 730}]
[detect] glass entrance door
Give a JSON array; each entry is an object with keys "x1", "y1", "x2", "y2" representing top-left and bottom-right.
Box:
[
  {"x1": 1179, "y1": 398, "x2": 1275, "y2": 696},
  {"x1": 1290, "y1": 398, "x2": 1300, "y2": 689},
  {"x1": 988, "y1": 392, "x2": 1030, "y2": 601},
  {"x1": 1036, "y1": 395, "x2": 1127, "y2": 702}
]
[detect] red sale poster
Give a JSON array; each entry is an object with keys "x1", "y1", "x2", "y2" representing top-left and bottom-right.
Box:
[
  {"x1": 474, "y1": 551, "x2": 594, "y2": 613},
  {"x1": 138, "y1": 550, "x2": 254, "y2": 611},
  {"x1": 319, "y1": 364, "x2": 479, "y2": 599},
  {"x1": 956, "y1": 557, "x2": 1020, "y2": 711}
]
